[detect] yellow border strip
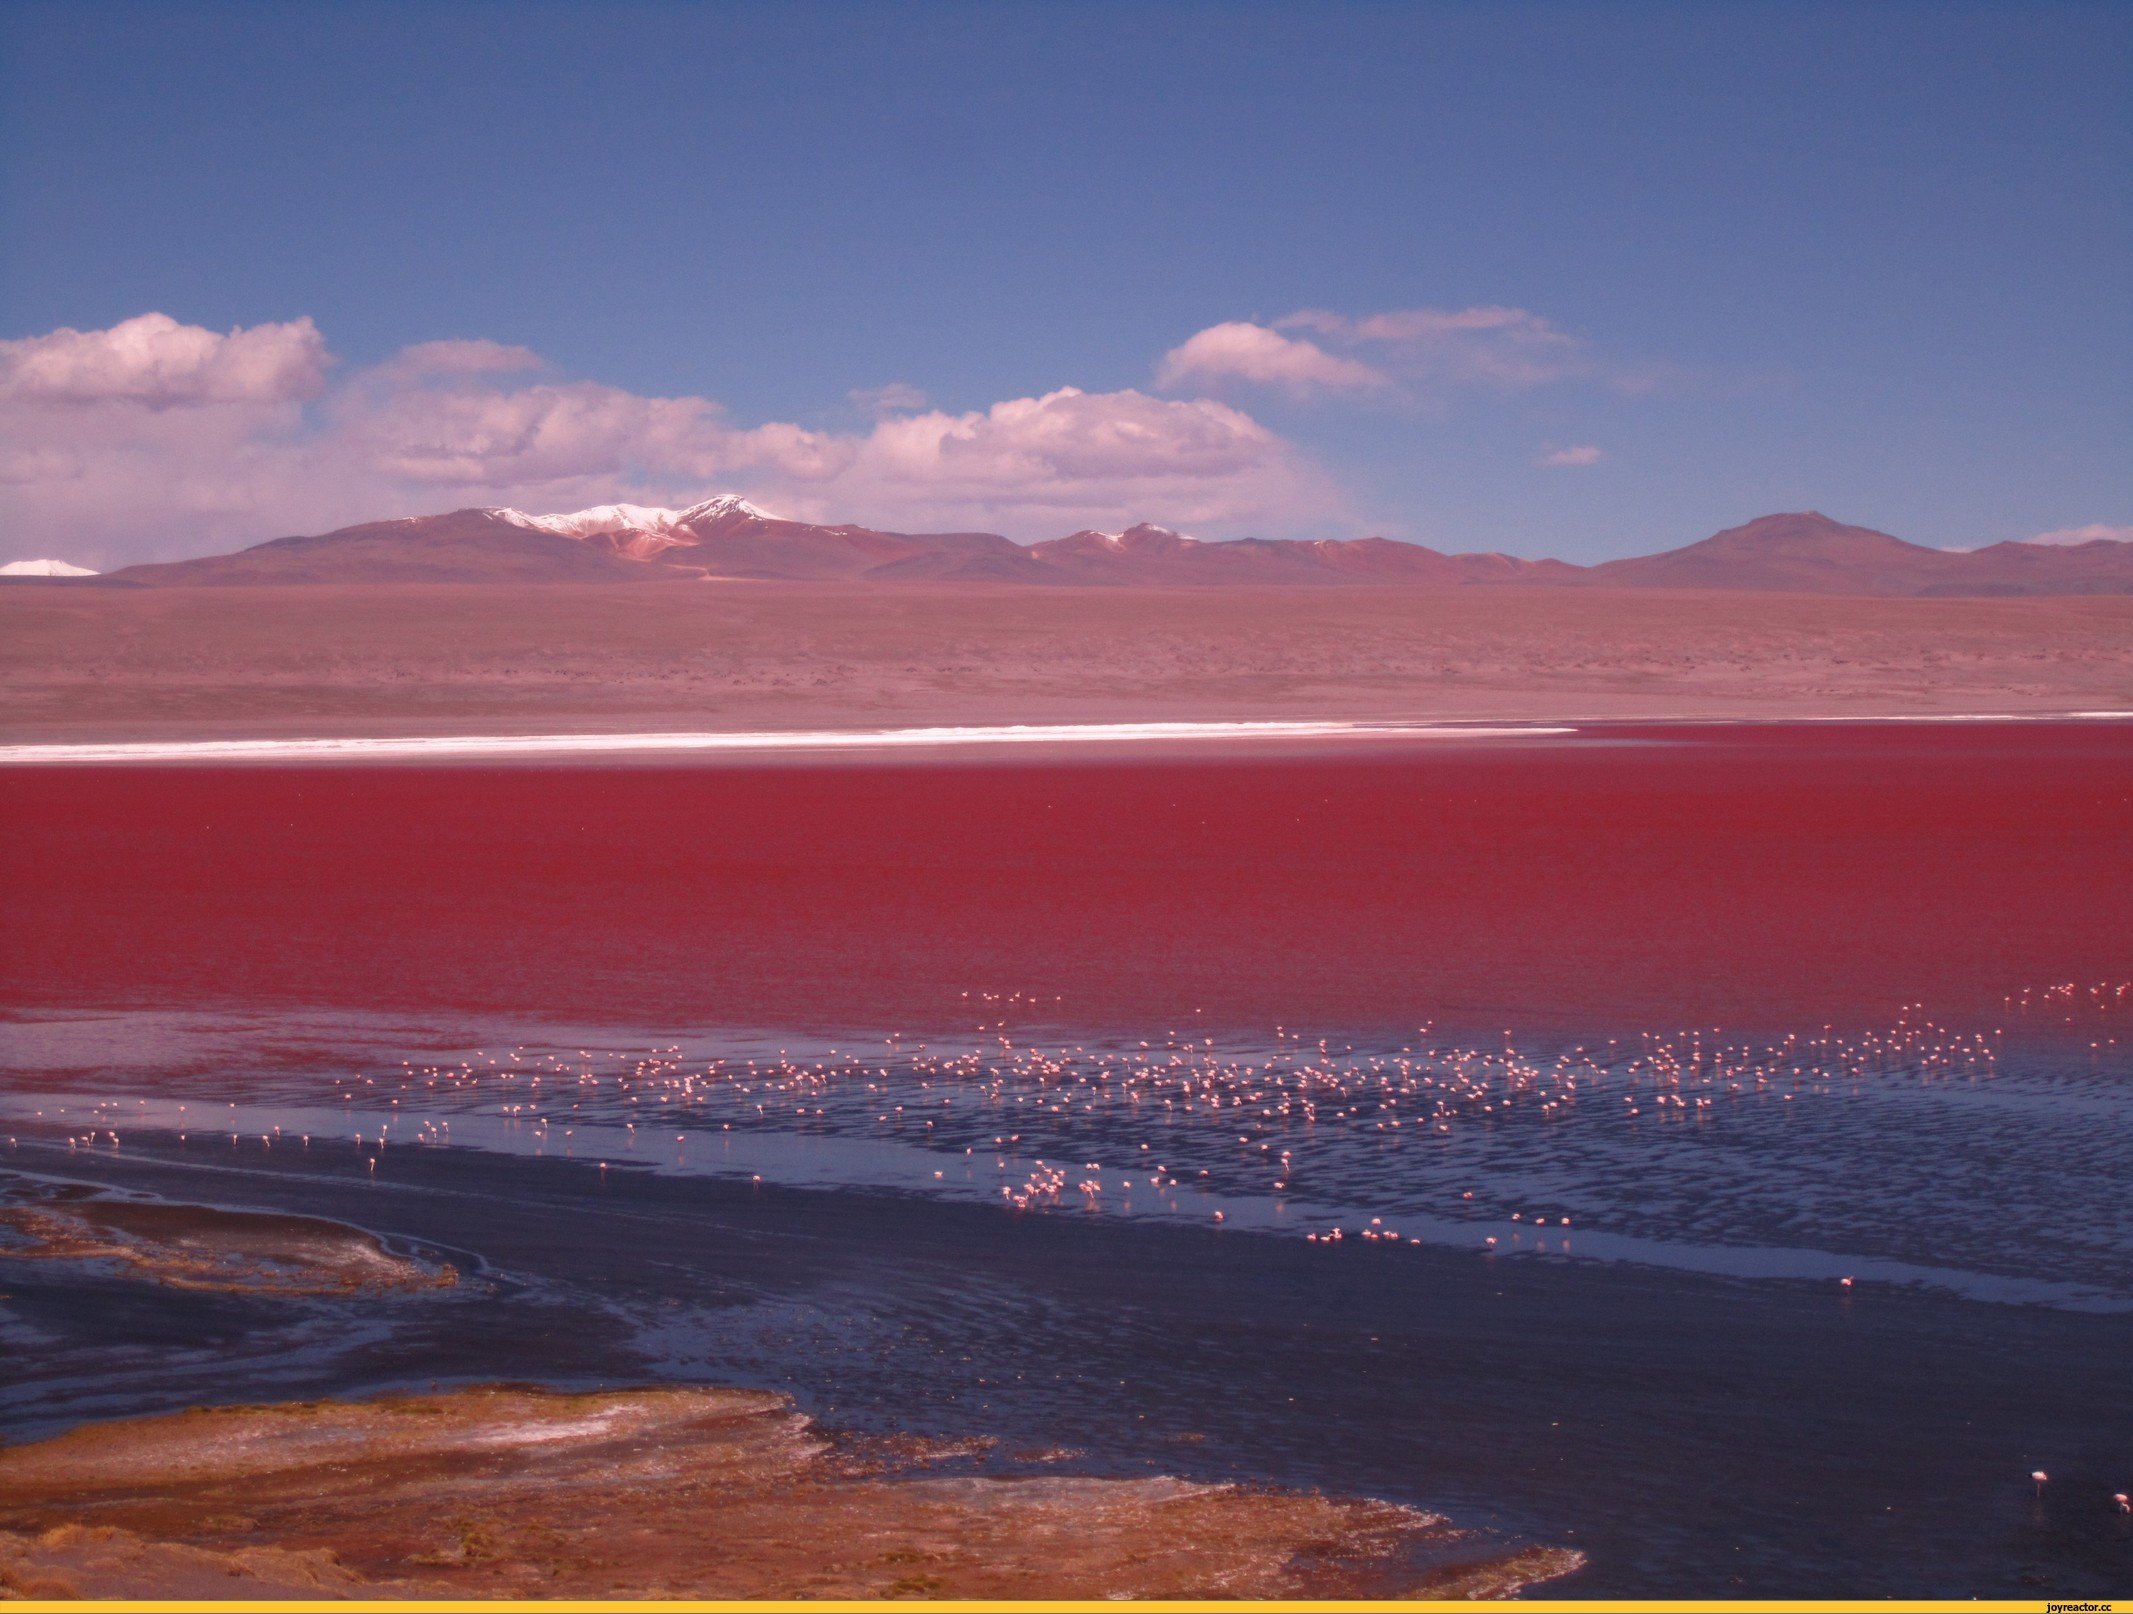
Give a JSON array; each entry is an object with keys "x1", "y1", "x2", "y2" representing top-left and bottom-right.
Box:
[{"x1": 0, "y1": 1600, "x2": 2101, "y2": 1612}]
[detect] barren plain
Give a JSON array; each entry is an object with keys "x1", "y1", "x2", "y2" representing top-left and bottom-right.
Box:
[{"x1": 5, "y1": 582, "x2": 2130, "y2": 742}]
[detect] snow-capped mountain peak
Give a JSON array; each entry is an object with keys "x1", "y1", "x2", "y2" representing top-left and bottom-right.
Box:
[
  {"x1": 673, "y1": 494, "x2": 780, "y2": 527},
  {"x1": 490, "y1": 494, "x2": 782, "y2": 541},
  {"x1": 0, "y1": 557, "x2": 99, "y2": 576}
]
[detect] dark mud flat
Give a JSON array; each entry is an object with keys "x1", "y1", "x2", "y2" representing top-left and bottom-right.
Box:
[{"x1": 7, "y1": 1136, "x2": 2130, "y2": 1601}]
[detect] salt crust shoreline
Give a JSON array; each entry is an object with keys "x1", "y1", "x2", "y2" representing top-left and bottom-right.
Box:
[{"x1": 0, "y1": 711, "x2": 2126, "y2": 765}]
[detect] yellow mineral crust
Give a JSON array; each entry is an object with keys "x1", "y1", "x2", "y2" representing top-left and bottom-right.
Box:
[{"x1": 0, "y1": 1386, "x2": 1584, "y2": 1600}]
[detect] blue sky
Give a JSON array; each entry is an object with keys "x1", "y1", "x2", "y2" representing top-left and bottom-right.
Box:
[{"x1": 1, "y1": 0, "x2": 2127, "y2": 564}]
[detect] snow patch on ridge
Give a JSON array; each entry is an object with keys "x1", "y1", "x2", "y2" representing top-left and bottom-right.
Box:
[
  {"x1": 674, "y1": 494, "x2": 781, "y2": 527},
  {"x1": 1067, "y1": 524, "x2": 1195, "y2": 549},
  {"x1": 494, "y1": 503, "x2": 692, "y2": 539},
  {"x1": 2023, "y1": 524, "x2": 2133, "y2": 547}
]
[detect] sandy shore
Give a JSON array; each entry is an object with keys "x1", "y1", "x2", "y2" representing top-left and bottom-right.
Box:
[
  {"x1": 0, "y1": 1387, "x2": 1581, "y2": 1600},
  {"x1": 4, "y1": 582, "x2": 2129, "y2": 743}
]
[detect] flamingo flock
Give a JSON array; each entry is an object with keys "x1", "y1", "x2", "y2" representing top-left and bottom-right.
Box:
[{"x1": 20, "y1": 984, "x2": 2122, "y2": 1278}]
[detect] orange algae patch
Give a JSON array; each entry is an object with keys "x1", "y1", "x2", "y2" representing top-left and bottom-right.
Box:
[
  {"x1": 0, "y1": 1386, "x2": 1583, "y2": 1600},
  {"x1": 0, "y1": 1199, "x2": 454, "y2": 1296}
]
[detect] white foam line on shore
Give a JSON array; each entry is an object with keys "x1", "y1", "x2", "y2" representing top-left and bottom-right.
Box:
[
  {"x1": 0, "y1": 720, "x2": 1576, "y2": 765},
  {"x1": 1808, "y1": 709, "x2": 2133, "y2": 723}
]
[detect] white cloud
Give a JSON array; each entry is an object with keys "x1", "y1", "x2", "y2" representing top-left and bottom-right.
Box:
[
  {"x1": 2026, "y1": 523, "x2": 2132, "y2": 546},
  {"x1": 1536, "y1": 444, "x2": 1604, "y2": 467},
  {"x1": 0, "y1": 312, "x2": 330, "y2": 407},
  {"x1": 333, "y1": 375, "x2": 840, "y2": 489},
  {"x1": 796, "y1": 386, "x2": 1328, "y2": 533},
  {"x1": 0, "y1": 313, "x2": 1330, "y2": 564},
  {"x1": 1160, "y1": 304, "x2": 1620, "y2": 403},
  {"x1": 1155, "y1": 321, "x2": 1389, "y2": 396}
]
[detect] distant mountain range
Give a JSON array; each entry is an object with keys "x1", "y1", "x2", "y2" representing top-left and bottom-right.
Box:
[{"x1": 18, "y1": 501, "x2": 2133, "y2": 595}]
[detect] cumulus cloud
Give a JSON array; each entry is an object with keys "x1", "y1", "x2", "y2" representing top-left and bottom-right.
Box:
[
  {"x1": 788, "y1": 386, "x2": 1326, "y2": 532},
  {"x1": 1536, "y1": 444, "x2": 1604, "y2": 467},
  {"x1": 2026, "y1": 523, "x2": 2132, "y2": 546},
  {"x1": 336, "y1": 376, "x2": 816, "y2": 488},
  {"x1": 1159, "y1": 303, "x2": 1621, "y2": 403},
  {"x1": 0, "y1": 312, "x2": 329, "y2": 407},
  {"x1": 0, "y1": 313, "x2": 1330, "y2": 564},
  {"x1": 1155, "y1": 322, "x2": 1388, "y2": 397}
]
